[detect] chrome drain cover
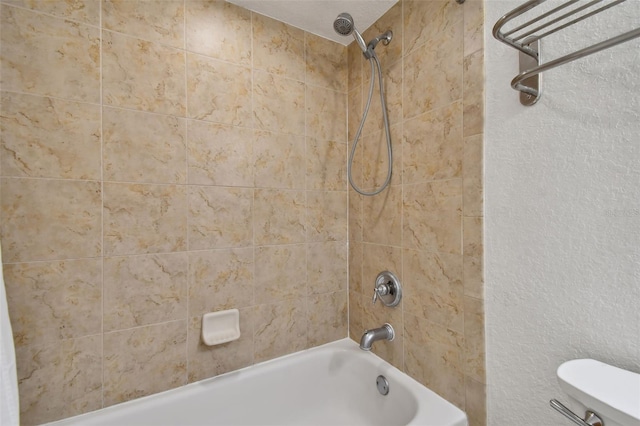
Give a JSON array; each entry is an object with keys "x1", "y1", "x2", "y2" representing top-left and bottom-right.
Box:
[{"x1": 376, "y1": 375, "x2": 389, "y2": 395}]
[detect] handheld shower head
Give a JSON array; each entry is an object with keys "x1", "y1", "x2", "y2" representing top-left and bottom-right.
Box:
[
  {"x1": 333, "y1": 13, "x2": 368, "y2": 54},
  {"x1": 333, "y1": 12, "x2": 354, "y2": 36}
]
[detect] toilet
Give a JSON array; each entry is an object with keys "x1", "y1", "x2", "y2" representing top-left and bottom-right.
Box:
[{"x1": 556, "y1": 359, "x2": 640, "y2": 426}]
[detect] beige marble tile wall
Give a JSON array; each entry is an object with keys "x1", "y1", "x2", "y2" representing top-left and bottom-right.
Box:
[
  {"x1": 347, "y1": 1, "x2": 485, "y2": 425},
  {"x1": 0, "y1": 1, "x2": 348, "y2": 423}
]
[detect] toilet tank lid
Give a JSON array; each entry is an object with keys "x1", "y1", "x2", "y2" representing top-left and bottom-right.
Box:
[{"x1": 557, "y1": 359, "x2": 640, "y2": 425}]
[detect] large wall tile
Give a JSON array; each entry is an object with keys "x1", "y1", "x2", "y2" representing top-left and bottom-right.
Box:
[
  {"x1": 349, "y1": 188, "x2": 363, "y2": 243},
  {"x1": 463, "y1": 50, "x2": 484, "y2": 137},
  {"x1": 253, "y1": 13, "x2": 305, "y2": 81},
  {"x1": 4, "y1": 259, "x2": 102, "y2": 347},
  {"x1": 16, "y1": 335, "x2": 102, "y2": 425},
  {"x1": 103, "y1": 321, "x2": 187, "y2": 406},
  {"x1": 102, "y1": 30, "x2": 185, "y2": 115},
  {"x1": 103, "y1": 183, "x2": 187, "y2": 256},
  {"x1": 103, "y1": 253, "x2": 188, "y2": 331},
  {"x1": 0, "y1": 5, "x2": 100, "y2": 103},
  {"x1": 348, "y1": 86, "x2": 363, "y2": 142},
  {"x1": 103, "y1": 107, "x2": 186, "y2": 184},
  {"x1": 348, "y1": 290, "x2": 364, "y2": 340},
  {"x1": 185, "y1": 0, "x2": 251, "y2": 65},
  {"x1": 102, "y1": 0, "x2": 184, "y2": 48},
  {"x1": 187, "y1": 120, "x2": 254, "y2": 187},
  {"x1": 253, "y1": 71, "x2": 305, "y2": 135},
  {"x1": 255, "y1": 130, "x2": 305, "y2": 189},
  {"x1": 188, "y1": 248, "x2": 254, "y2": 317},
  {"x1": 361, "y1": 58, "x2": 402, "y2": 137},
  {"x1": 403, "y1": 249, "x2": 464, "y2": 333},
  {"x1": 464, "y1": 0, "x2": 484, "y2": 56},
  {"x1": 464, "y1": 296, "x2": 485, "y2": 383},
  {"x1": 361, "y1": 124, "x2": 402, "y2": 189},
  {"x1": 306, "y1": 85, "x2": 347, "y2": 142},
  {"x1": 307, "y1": 291, "x2": 347, "y2": 347},
  {"x1": 403, "y1": 180, "x2": 462, "y2": 254},
  {"x1": 348, "y1": 40, "x2": 363, "y2": 88},
  {"x1": 188, "y1": 186, "x2": 253, "y2": 250},
  {"x1": 1, "y1": 92, "x2": 101, "y2": 180},
  {"x1": 403, "y1": 0, "x2": 463, "y2": 56},
  {"x1": 187, "y1": 53, "x2": 252, "y2": 126},
  {"x1": 306, "y1": 137, "x2": 346, "y2": 191},
  {"x1": 305, "y1": 33, "x2": 347, "y2": 92},
  {"x1": 3, "y1": 0, "x2": 100, "y2": 26},
  {"x1": 307, "y1": 191, "x2": 347, "y2": 242},
  {"x1": 464, "y1": 255, "x2": 484, "y2": 300},
  {"x1": 463, "y1": 216, "x2": 483, "y2": 258},
  {"x1": 463, "y1": 134, "x2": 483, "y2": 217},
  {"x1": 362, "y1": 243, "x2": 403, "y2": 295},
  {"x1": 348, "y1": 241, "x2": 363, "y2": 295},
  {"x1": 254, "y1": 188, "x2": 306, "y2": 245},
  {"x1": 307, "y1": 241, "x2": 348, "y2": 295},
  {"x1": 0, "y1": 178, "x2": 101, "y2": 262},
  {"x1": 347, "y1": 41, "x2": 363, "y2": 89},
  {"x1": 463, "y1": 216, "x2": 484, "y2": 300},
  {"x1": 363, "y1": 185, "x2": 402, "y2": 246},
  {"x1": 187, "y1": 309, "x2": 254, "y2": 383},
  {"x1": 403, "y1": 102, "x2": 463, "y2": 184},
  {"x1": 465, "y1": 376, "x2": 487, "y2": 426},
  {"x1": 255, "y1": 244, "x2": 307, "y2": 304},
  {"x1": 404, "y1": 313, "x2": 465, "y2": 408},
  {"x1": 403, "y1": 24, "x2": 462, "y2": 119},
  {"x1": 253, "y1": 298, "x2": 307, "y2": 363}
]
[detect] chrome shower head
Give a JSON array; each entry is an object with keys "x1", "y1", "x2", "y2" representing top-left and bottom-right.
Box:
[
  {"x1": 333, "y1": 12, "x2": 354, "y2": 36},
  {"x1": 333, "y1": 12, "x2": 368, "y2": 54}
]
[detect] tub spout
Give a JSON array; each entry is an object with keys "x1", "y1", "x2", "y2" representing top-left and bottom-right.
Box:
[{"x1": 359, "y1": 323, "x2": 394, "y2": 351}]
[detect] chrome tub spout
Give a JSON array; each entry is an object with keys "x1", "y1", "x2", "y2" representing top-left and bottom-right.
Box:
[{"x1": 359, "y1": 323, "x2": 394, "y2": 351}]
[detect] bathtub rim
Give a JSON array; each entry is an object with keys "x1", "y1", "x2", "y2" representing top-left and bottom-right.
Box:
[{"x1": 44, "y1": 337, "x2": 468, "y2": 426}]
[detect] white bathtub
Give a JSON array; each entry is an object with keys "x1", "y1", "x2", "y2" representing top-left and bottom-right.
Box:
[{"x1": 47, "y1": 338, "x2": 468, "y2": 426}]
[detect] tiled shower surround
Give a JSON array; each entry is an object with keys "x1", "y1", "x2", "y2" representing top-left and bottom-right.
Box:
[
  {"x1": 0, "y1": 0, "x2": 484, "y2": 425},
  {"x1": 347, "y1": 1, "x2": 485, "y2": 424}
]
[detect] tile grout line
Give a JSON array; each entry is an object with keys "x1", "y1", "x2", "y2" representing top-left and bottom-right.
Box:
[
  {"x1": 400, "y1": 0, "x2": 406, "y2": 375},
  {"x1": 249, "y1": 10, "x2": 257, "y2": 367},
  {"x1": 344, "y1": 40, "x2": 350, "y2": 340},
  {"x1": 183, "y1": 0, "x2": 189, "y2": 386},
  {"x1": 303, "y1": 30, "x2": 310, "y2": 349},
  {"x1": 460, "y1": 2, "x2": 468, "y2": 412},
  {"x1": 98, "y1": 0, "x2": 105, "y2": 410}
]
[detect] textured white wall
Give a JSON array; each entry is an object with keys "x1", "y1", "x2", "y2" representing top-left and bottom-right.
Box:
[{"x1": 484, "y1": 1, "x2": 640, "y2": 425}]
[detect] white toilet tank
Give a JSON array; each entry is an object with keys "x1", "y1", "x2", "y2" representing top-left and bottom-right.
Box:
[{"x1": 557, "y1": 359, "x2": 640, "y2": 426}]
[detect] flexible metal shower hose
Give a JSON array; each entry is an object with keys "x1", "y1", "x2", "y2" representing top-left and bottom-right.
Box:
[{"x1": 348, "y1": 51, "x2": 393, "y2": 196}]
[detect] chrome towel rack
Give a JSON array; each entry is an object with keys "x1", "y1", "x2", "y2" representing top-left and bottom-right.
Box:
[{"x1": 492, "y1": 0, "x2": 640, "y2": 106}]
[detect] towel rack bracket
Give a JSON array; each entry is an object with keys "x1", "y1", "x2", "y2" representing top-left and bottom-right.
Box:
[{"x1": 519, "y1": 37, "x2": 541, "y2": 106}]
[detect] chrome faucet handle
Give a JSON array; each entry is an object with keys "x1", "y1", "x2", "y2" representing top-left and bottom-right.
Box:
[
  {"x1": 372, "y1": 282, "x2": 390, "y2": 304},
  {"x1": 371, "y1": 271, "x2": 402, "y2": 307}
]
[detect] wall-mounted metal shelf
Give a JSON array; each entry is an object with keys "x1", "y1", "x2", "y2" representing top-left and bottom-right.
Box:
[{"x1": 492, "y1": 0, "x2": 640, "y2": 106}]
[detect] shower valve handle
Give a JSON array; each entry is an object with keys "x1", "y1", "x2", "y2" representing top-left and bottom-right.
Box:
[
  {"x1": 372, "y1": 282, "x2": 390, "y2": 304},
  {"x1": 372, "y1": 271, "x2": 402, "y2": 307}
]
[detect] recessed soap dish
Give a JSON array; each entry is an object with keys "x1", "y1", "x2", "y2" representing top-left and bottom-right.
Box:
[{"x1": 201, "y1": 309, "x2": 240, "y2": 346}]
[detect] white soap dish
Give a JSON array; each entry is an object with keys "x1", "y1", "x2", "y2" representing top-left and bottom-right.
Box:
[{"x1": 201, "y1": 309, "x2": 240, "y2": 346}]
